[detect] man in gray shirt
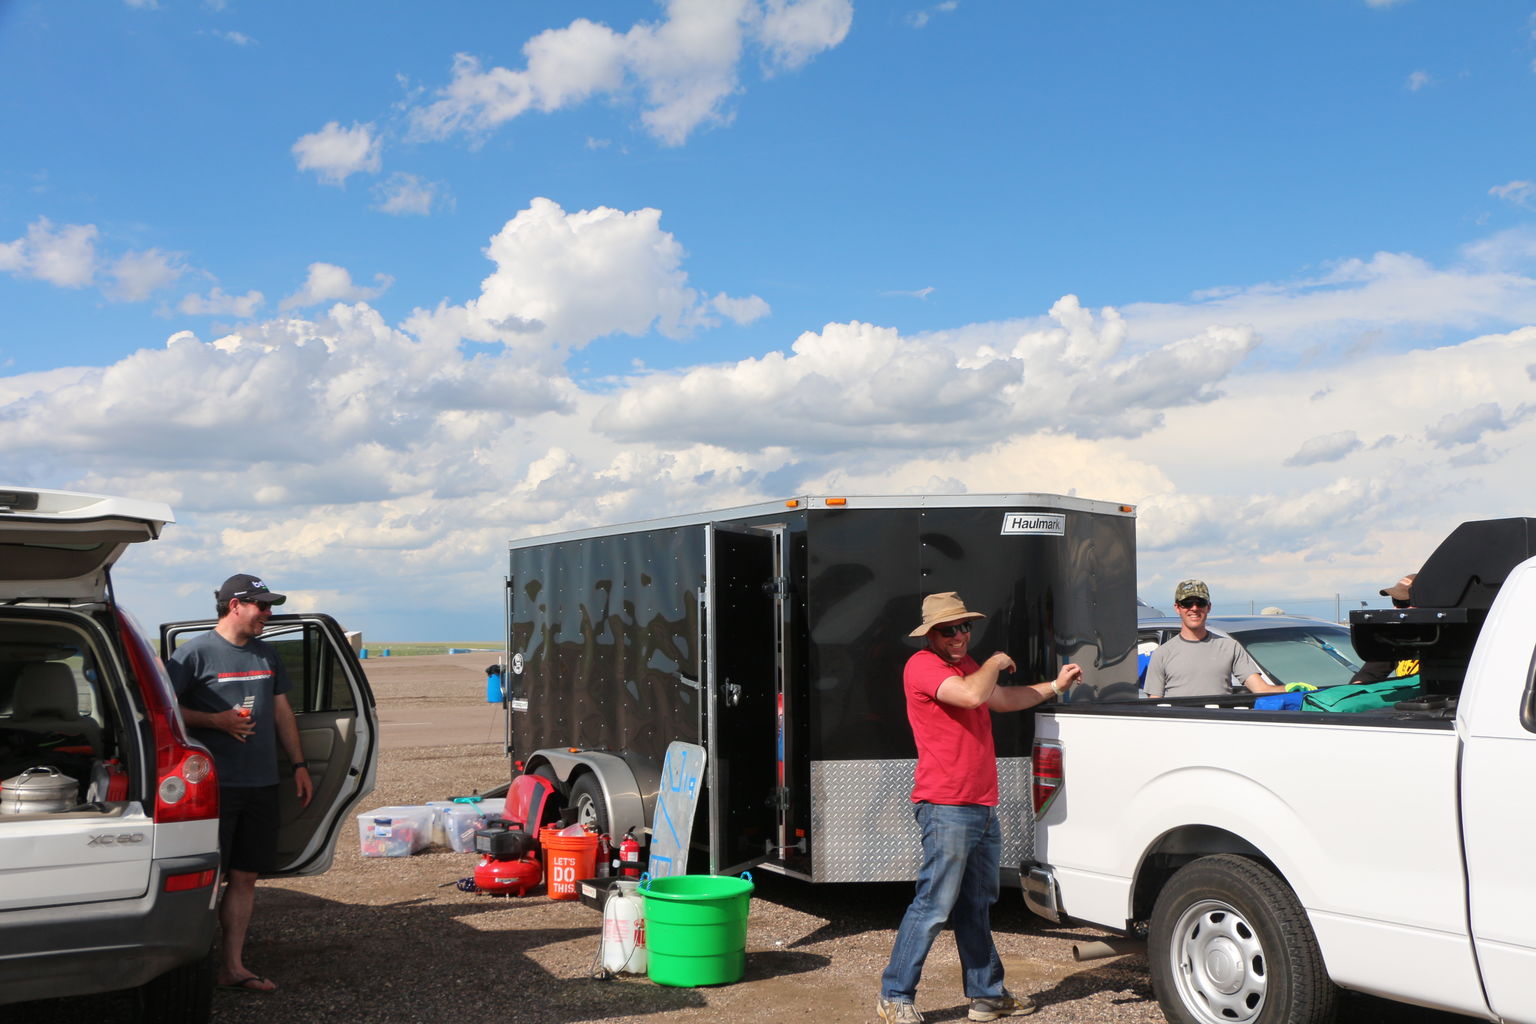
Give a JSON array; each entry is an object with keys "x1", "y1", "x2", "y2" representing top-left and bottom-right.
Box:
[
  {"x1": 1144, "y1": 580, "x2": 1288, "y2": 699},
  {"x1": 169, "y1": 573, "x2": 312, "y2": 994}
]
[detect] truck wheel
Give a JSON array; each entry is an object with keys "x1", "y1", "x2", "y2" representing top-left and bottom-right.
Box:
[
  {"x1": 1148, "y1": 854, "x2": 1337, "y2": 1024},
  {"x1": 133, "y1": 949, "x2": 213, "y2": 1024},
  {"x1": 571, "y1": 773, "x2": 611, "y2": 834}
]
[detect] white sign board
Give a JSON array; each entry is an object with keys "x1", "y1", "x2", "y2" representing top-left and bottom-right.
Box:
[
  {"x1": 999, "y1": 512, "x2": 1065, "y2": 536},
  {"x1": 647, "y1": 741, "x2": 706, "y2": 877}
]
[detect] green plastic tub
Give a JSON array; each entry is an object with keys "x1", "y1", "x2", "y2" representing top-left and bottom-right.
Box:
[{"x1": 640, "y1": 873, "x2": 754, "y2": 986}]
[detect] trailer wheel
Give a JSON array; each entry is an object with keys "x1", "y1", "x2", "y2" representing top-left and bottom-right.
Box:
[
  {"x1": 570, "y1": 774, "x2": 611, "y2": 835},
  {"x1": 1148, "y1": 854, "x2": 1337, "y2": 1024}
]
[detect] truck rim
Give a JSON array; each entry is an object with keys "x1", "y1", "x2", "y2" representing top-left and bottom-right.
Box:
[{"x1": 1169, "y1": 897, "x2": 1268, "y2": 1024}]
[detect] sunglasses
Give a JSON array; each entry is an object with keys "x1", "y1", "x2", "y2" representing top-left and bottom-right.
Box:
[
  {"x1": 934, "y1": 622, "x2": 973, "y2": 638},
  {"x1": 1177, "y1": 599, "x2": 1210, "y2": 610}
]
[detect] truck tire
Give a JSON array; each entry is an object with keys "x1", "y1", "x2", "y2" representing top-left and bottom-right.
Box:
[
  {"x1": 133, "y1": 950, "x2": 213, "y2": 1024},
  {"x1": 570, "y1": 773, "x2": 611, "y2": 835},
  {"x1": 1148, "y1": 854, "x2": 1337, "y2": 1024}
]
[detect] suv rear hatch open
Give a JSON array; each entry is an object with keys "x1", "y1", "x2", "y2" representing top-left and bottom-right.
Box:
[{"x1": 0, "y1": 488, "x2": 176, "y2": 912}]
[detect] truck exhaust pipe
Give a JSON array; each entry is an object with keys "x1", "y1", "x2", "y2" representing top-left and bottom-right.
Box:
[{"x1": 1071, "y1": 938, "x2": 1147, "y2": 962}]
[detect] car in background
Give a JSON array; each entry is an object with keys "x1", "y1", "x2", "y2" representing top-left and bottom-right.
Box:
[
  {"x1": 0, "y1": 487, "x2": 378, "y2": 1024},
  {"x1": 1136, "y1": 613, "x2": 1365, "y2": 692}
]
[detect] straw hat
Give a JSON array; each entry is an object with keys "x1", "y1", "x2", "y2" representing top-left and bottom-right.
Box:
[{"x1": 909, "y1": 592, "x2": 987, "y2": 637}]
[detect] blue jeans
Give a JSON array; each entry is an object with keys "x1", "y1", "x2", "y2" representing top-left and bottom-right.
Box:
[{"x1": 880, "y1": 801, "x2": 1005, "y2": 1003}]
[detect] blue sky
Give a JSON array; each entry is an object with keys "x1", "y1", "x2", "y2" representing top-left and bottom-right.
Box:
[{"x1": 4, "y1": 0, "x2": 1536, "y2": 641}]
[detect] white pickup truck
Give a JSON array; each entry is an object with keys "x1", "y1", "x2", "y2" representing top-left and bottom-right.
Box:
[{"x1": 1024, "y1": 517, "x2": 1536, "y2": 1024}]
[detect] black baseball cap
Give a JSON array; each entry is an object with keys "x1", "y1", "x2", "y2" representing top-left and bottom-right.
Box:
[{"x1": 216, "y1": 573, "x2": 287, "y2": 606}]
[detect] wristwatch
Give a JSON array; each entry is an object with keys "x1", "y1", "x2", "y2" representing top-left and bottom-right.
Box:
[
  {"x1": 1049, "y1": 681, "x2": 1063, "y2": 698},
  {"x1": 292, "y1": 761, "x2": 309, "y2": 770}
]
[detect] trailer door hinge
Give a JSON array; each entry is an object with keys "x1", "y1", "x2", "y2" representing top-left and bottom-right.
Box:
[
  {"x1": 769, "y1": 786, "x2": 791, "y2": 810},
  {"x1": 765, "y1": 576, "x2": 790, "y2": 598}
]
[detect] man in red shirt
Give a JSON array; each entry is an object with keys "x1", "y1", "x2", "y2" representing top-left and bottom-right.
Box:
[{"x1": 877, "y1": 593, "x2": 1083, "y2": 1024}]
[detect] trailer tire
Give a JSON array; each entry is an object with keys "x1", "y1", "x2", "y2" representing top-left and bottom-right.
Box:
[
  {"x1": 570, "y1": 773, "x2": 611, "y2": 835},
  {"x1": 1148, "y1": 854, "x2": 1337, "y2": 1024}
]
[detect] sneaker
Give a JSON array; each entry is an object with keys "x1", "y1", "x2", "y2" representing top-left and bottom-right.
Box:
[
  {"x1": 968, "y1": 989, "x2": 1036, "y2": 1021},
  {"x1": 876, "y1": 996, "x2": 925, "y2": 1024}
]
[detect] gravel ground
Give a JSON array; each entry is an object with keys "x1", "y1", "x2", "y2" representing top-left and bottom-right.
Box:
[{"x1": 12, "y1": 654, "x2": 1460, "y2": 1024}]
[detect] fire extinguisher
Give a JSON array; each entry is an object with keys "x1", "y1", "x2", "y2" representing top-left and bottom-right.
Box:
[
  {"x1": 596, "y1": 833, "x2": 613, "y2": 878},
  {"x1": 619, "y1": 828, "x2": 643, "y2": 878}
]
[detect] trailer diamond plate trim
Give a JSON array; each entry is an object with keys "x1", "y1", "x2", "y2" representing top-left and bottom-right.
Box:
[{"x1": 810, "y1": 759, "x2": 1035, "y2": 883}]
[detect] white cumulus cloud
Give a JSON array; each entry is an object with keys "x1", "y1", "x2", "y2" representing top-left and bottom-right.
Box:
[
  {"x1": 291, "y1": 121, "x2": 382, "y2": 185},
  {"x1": 408, "y1": 0, "x2": 851, "y2": 147},
  {"x1": 372, "y1": 172, "x2": 443, "y2": 216},
  {"x1": 0, "y1": 218, "x2": 99, "y2": 288},
  {"x1": 407, "y1": 197, "x2": 723, "y2": 355},
  {"x1": 1425, "y1": 401, "x2": 1508, "y2": 447},
  {"x1": 1284, "y1": 430, "x2": 1363, "y2": 467},
  {"x1": 281, "y1": 263, "x2": 395, "y2": 311},
  {"x1": 179, "y1": 287, "x2": 264, "y2": 318},
  {"x1": 107, "y1": 248, "x2": 186, "y2": 302},
  {"x1": 1489, "y1": 180, "x2": 1535, "y2": 208}
]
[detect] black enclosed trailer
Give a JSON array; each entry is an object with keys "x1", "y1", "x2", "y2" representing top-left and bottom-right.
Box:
[{"x1": 501, "y1": 494, "x2": 1138, "y2": 883}]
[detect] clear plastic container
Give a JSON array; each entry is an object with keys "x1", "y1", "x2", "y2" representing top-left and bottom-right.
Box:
[
  {"x1": 356, "y1": 805, "x2": 434, "y2": 857},
  {"x1": 441, "y1": 803, "x2": 489, "y2": 853}
]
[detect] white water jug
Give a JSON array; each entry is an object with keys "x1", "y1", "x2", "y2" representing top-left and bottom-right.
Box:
[{"x1": 600, "y1": 879, "x2": 647, "y2": 974}]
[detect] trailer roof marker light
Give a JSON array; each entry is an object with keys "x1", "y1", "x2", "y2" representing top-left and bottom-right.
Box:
[
  {"x1": 1119, "y1": 505, "x2": 1135, "y2": 514},
  {"x1": 826, "y1": 497, "x2": 847, "y2": 506},
  {"x1": 785, "y1": 499, "x2": 800, "y2": 508}
]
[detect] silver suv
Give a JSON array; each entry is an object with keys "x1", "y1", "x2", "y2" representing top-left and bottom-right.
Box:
[{"x1": 0, "y1": 487, "x2": 378, "y2": 1023}]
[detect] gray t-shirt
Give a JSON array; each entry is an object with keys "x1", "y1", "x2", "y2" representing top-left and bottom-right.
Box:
[
  {"x1": 167, "y1": 631, "x2": 292, "y2": 787},
  {"x1": 1143, "y1": 633, "x2": 1262, "y2": 698}
]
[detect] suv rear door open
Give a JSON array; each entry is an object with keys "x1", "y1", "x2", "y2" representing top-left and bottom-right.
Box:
[{"x1": 161, "y1": 615, "x2": 378, "y2": 876}]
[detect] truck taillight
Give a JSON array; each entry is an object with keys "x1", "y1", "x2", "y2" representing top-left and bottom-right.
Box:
[
  {"x1": 116, "y1": 609, "x2": 221, "y2": 824},
  {"x1": 1032, "y1": 740, "x2": 1063, "y2": 818}
]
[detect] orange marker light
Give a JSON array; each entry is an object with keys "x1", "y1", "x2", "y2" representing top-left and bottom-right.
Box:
[{"x1": 826, "y1": 497, "x2": 847, "y2": 506}]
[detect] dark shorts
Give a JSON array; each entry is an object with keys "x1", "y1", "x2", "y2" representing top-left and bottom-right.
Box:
[{"x1": 219, "y1": 784, "x2": 280, "y2": 874}]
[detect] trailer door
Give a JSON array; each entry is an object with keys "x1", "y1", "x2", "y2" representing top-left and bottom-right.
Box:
[{"x1": 705, "y1": 523, "x2": 785, "y2": 875}]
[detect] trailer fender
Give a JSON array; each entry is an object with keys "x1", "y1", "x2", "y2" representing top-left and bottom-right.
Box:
[{"x1": 524, "y1": 749, "x2": 649, "y2": 840}]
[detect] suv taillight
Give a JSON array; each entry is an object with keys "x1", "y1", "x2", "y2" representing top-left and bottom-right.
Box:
[
  {"x1": 1032, "y1": 739, "x2": 1063, "y2": 818},
  {"x1": 116, "y1": 610, "x2": 221, "y2": 823}
]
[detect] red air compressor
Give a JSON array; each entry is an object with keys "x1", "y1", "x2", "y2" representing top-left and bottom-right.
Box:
[{"x1": 470, "y1": 818, "x2": 541, "y2": 896}]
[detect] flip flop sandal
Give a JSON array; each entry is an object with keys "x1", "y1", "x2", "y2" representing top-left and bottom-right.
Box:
[{"x1": 219, "y1": 975, "x2": 278, "y2": 994}]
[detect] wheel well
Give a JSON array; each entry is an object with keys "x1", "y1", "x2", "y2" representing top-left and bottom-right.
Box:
[
  {"x1": 1131, "y1": 825, "x2": 1273, "y2": 922},
  {"x1": 519, "y1": 749, "x2": 647, "y2": 839}
]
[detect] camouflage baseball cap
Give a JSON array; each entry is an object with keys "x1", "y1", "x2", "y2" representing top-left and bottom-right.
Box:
[{"x1": 1173, "y1": 579, "x2": 1210, "y2": 604}]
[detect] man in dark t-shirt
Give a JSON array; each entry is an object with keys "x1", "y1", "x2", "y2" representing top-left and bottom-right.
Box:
[{"x1": 168, "y1": 573, "x2": 313, "y2": 994}]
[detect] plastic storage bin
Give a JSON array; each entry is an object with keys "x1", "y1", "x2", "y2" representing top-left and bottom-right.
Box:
[
  {"x1": 357, "y1": 806, "x2": 434, "y2": 857},
  {"x1": 441, "y1": 803, "x2": 490, "y2": 853},
  {"x1": 428, "y1": 797, "x2": 507, "y2": 848}
]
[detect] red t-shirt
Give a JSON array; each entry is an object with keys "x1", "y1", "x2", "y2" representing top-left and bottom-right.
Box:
[{"x1": 904, "y1": 649, "x2": 998, "y2": 806}]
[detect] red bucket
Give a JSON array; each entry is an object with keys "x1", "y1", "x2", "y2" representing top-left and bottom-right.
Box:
[{"x1": 538, "y1": 826, "x2": 599, "y2": 900}]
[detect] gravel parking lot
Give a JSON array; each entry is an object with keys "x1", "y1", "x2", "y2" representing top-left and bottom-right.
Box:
[{"x1": 13, "y1": 654, "x2": 1458, "y2": 1024}]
